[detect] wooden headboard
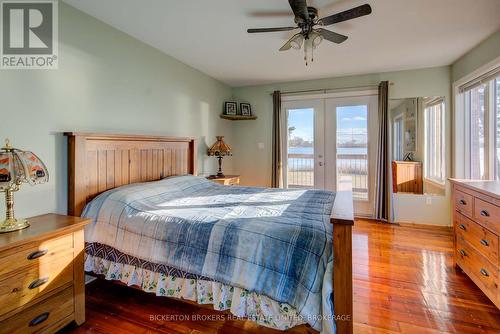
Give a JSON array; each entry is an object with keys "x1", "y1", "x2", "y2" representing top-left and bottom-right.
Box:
[{"x1": 65, "y1": 133, "x2": 197, "y2": 216}]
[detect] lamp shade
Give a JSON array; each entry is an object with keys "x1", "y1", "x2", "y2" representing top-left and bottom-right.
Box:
[
  {"x1": 207, "y1": 136, "x2": 232, "y2": 157},
  {"x1": 0, "y1": 140, "x2": 49, "y2": 191}
]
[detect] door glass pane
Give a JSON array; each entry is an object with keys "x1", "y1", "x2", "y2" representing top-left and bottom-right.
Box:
[
  {"x1": 468, "y1": 84, "x2": 487, "y2": 179},
  {"x1": 496, "y1": 78, "x2": 500, "y2": 180},
  {"x1": 287, "y1": 108, "x2": 314, "y2": 188},
  {"x1": 336, "y1": 105, "x2": 368, "y2": 200}
]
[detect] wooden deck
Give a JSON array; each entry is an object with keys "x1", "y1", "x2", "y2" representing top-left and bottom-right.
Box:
[{"x1": 60, "y1": 220, "x2": 500, "y2": 334}]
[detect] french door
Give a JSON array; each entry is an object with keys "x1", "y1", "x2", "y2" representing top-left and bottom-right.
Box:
[{"x1": 282, "y1": 92, "x2": 378, "y2": 217}]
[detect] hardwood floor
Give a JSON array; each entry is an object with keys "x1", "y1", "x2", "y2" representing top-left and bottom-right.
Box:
[{"x1": 60, "y1": 220, "x2": 500, "y2": 334}]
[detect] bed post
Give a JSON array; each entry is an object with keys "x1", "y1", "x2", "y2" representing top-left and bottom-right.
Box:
[
  {"x1": 331, "y1": 179, "x2": 354, "y2": 334},
  {"x1": 67, "y1": 134, "x2": 87, "y2": 217}
]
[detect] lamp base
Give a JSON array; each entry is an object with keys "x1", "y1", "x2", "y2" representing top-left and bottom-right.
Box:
[{"x1": 0, "y1": 218, "x2": 29, "y2": 233}]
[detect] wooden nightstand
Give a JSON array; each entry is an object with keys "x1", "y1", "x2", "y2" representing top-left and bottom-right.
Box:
[
  {"x1": 207, "y1": 175, "x2": 240, "y2": 185},
  {"x1": 0, "y1": 214, "x2": 91, "y2": 332}
]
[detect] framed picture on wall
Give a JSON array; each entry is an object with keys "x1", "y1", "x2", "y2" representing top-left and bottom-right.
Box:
[
  {"x1": 224, "y1": 101, "x2": 237, "y2": 115},
  {"x1": 240, "y1": 103, "x2": 252, "y2": 116}
]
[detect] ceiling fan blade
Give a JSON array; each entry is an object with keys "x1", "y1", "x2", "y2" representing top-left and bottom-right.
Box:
[
  {"x1": 248, "y1": 10, "x2": 293, "y2": 18},
  {"x1": 288, "y1": 0, "x2": 309, "y2": 21},
  {"x1": 247, "y1": 27, "x2": 298, "y2": 33},
  {"x1": 319, "y1": 4, "x2": 372, "y2": 26},
  {"x1": 316, "y1": 28, "x2": 348, "y2": 44},
  {"x1": 279, "y1": 33, "x2": 301, "y2": 51},
  {"x1": 279, "y1": 40, "x2": 293, "y2": 51}
]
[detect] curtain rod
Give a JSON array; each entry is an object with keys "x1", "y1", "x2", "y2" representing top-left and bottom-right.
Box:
[{"x1": 269, "y1": 82, "x2": 394, "y2": 96}]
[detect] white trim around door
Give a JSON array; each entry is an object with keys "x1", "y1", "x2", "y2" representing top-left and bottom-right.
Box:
[{"x1": 281, "y1": 89, "x2": 378, "y2": 217}]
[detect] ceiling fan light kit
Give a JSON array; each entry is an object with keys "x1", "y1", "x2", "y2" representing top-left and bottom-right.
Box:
[
  {"x1": 290, "y1": 34, "x2": 303, "y2": 50},
  {"x1": 248, "y1": 0, "x2": 372, "y2": 66}
]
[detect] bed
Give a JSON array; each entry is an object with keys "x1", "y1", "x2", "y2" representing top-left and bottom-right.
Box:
[{"x1": 65, "y1": 133, "x2": 354, "y2": 334}]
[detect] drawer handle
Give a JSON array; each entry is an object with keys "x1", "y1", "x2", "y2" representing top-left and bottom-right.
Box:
[
  {"x1": 480, "y1": 239, "x2": 489, "y2": 247},
  {"x1": 480, "y1": 268, "x2": 489, "y2": 277},
  {"x1": 458, "y1": 224, "x2": 466, "y2": 231},
  {"x1": 27, "y1": 249, "x2": 48, "y2": 260},
  {"x1": 459, "y1": 199, "x2": 467, "y2": 205},
  {"x1": 29, "y1": 312, "x2": 50, "y2": 327},
  {"x1": 28, "y1": 277, "x2": 49, "y2": 290},
  {"x1": 480, "y1": 210, "x2": 490, "y2": 217},
  {"x1": 459, "y1": 249, "x2": 467, "y2": 257}
]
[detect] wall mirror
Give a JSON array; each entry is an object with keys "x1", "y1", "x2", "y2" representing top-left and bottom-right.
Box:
[{"x1": 389, "y1": 97, "x2": 446, "y2": 196}]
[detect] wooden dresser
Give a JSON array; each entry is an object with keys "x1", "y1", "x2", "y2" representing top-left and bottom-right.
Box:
[
  {"x1": 450, "y1": 180, "x2": 500, "y2": 309},
  {"x1": 392, "y1": 161, "x2": 423, "y2": 194},
  {"x1": 0, "y1": 214, "x2": 91, "y2": 333}
]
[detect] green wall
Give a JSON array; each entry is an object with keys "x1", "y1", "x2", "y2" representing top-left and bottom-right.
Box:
[
  {"x1": 452, "y1": 29, "x2": 500, "y2": 82},
  {"x1": 0, "y1": 3, "x2": 233, "y2": 219}
]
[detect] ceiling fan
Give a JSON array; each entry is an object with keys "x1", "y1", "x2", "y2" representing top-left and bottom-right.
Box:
[{"x1": 247, "y1": 0, "x2": 372, "y2": 65}]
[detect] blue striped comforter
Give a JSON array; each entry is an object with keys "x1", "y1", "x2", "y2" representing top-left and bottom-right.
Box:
[{"x1": 82, "y1": 175, "x2": 336, "y2": 331}]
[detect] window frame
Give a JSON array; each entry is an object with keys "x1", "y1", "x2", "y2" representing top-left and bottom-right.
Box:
[
  {"x1": 465, "y1": 83, "x2": 490, "y2": 180},
  {"x1": 495, "y1": 78, "x2": 500, "y2": 180},
  {"x1": 424, "y1": 99, "x2": 445, "y2": 184},
  {"x1": 453, "y1": 56, "x2": 500, "y2": 180}
]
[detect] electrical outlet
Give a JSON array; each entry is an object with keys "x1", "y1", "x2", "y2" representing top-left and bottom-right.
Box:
[
  {"x1": 426, "y1": 197, "x2": 432, "y2": 205},
  {"x1": 258, "y1": 142, "x2": 265, "y2": 149}
]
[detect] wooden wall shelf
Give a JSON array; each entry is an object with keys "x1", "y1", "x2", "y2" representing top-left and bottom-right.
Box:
[{"x1": 220, "y1": 114, "x2": 257, "y2": 121}]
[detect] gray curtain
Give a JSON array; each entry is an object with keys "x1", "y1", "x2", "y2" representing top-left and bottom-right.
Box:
[
  {"x1": 374, "y1": 81, "x2": 391, "y2": 221},
  {"x1": 272, "y1": 91, "x2": 282, "y2": 188}
]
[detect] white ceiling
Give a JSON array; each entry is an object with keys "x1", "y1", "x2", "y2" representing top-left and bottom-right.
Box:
[{"x1": 63, "y1": 0, "x2": 500, "y2": 87}]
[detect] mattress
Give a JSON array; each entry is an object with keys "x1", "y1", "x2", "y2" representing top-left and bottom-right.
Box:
[{"x1": 82, "y1": 175, "x2": 336, "y2": 332}]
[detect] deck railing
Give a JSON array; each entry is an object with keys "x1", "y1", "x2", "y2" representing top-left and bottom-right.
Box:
[
  {"x1": 287, "y1": 153, "x2": 315, "y2": 188},
  {"x1": 287, "y1": 152, "x2": 368, "y2": 199}
]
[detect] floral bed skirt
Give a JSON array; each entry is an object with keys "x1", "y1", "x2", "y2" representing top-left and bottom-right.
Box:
[{"x1": 85, "y1": 254, "x2": 306, "y2": 330}]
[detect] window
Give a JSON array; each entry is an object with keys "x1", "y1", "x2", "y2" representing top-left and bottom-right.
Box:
[
  {"x1": 286, "y1": 108, "x2": 314, "y2": 188},
  {"x1": 424, "y1": 98, "x2": 445, "y2": 184},
  {"x1": 467, "y1": 84, "x2": 487, "y2": 179},
  {"x1": 458, "y1": 67, "x2": 500, "y2": 180}
]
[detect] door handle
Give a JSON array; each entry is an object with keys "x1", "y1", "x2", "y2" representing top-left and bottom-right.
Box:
[
  {"x1": 459, "y1": 249, "x2": 467, "y2": 257},
  {"x1": 458, "y1": 224, "x2": 466, "y2": 231},
  {"x1": 459, "y1": 199, "x2": 467, "y2": 205},
  {"x1": 318, "y1": 162, "x2": 324, "y2": 166}
]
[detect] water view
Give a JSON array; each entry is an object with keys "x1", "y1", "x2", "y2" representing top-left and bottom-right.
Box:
[{"x1": 286, "y1": 106, "x2": 369, "y2": 199}]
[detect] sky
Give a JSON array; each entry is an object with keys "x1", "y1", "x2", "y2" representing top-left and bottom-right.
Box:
[{"x1": 288, "y1": 105, "x2": 368, "y2": 143}]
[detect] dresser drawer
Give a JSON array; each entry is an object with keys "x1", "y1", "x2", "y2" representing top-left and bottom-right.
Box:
[
  {"x1": 0, "y1": 287, "x2": 74, "y2": 334},
  {"x1": 474, "y1": 198, "x2": 500, "y2": 235},
  {"x1": 456, "y1": 238, "x2": 498, "y2": 299},
  {"x1": 0, "y1": 234, "x2": 73, "y2": 277},
  {"x1": 0, "y1": 249, "x2": 74, "y2": 316},
  {"x1": 455, "y1": 213, "x2": 499, "y2": 265},
  {"x1": 454, "y1": 189, "x2": 473, "y2": 217}
]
